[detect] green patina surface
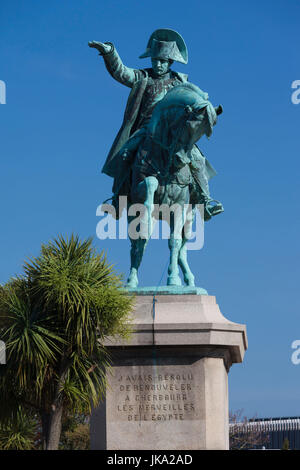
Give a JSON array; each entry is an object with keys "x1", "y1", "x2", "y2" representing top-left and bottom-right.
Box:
[
  {"x1": 122, "y1": 285, "x2": 208, "y2": 296},
  {"x1": 89, "y1": 29, "x2": 223, "y2": 289}
]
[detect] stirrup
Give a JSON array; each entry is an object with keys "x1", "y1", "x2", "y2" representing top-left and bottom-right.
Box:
[{"x1": 204, "y1": 199, "x2": 224, "y2": 221}]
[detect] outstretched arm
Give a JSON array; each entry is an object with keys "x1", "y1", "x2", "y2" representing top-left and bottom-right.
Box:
[{"x1": 88, "y1": 41, "x2": 143, "y2": 88}]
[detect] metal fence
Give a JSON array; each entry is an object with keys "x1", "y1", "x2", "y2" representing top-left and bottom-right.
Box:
[{"x1": 230, "y1": 417, "x2": 300, "y2": 449}]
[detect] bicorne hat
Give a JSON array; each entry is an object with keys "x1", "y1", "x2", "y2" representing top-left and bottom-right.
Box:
[{"x1": 139, "y1": 29, "x2": 188, "y2": 64}]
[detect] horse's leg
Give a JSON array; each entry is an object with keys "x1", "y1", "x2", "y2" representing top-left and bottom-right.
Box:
[
  {"x1": 138, "y1": 176, "x2": 158, "y2": 239},
  {"x1": 178, "y1": 207, "x2": 195, "y2": 286},
  {"x1": 167, "y1": 209, "x2": 183, "y2": 286},
  {"x1": 127, "y1": 176, "x2": 158, "y2": 287},
  {"x1": 127, "y1": 237, "x2": 148, "y2": 288},
  {"x1": 167, "y1": 238, "x2": 182, "y2": 286},
  {"x1": 178, "y1": 241, "x2": 195, "y2": 286}
]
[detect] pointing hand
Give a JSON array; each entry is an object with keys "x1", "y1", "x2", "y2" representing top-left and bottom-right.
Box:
[{"x1": 88, "y1": 41, "x2": 112, "y2": 54}]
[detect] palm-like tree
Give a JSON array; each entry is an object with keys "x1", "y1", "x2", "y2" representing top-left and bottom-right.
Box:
[
  {"x1": 0, "y1": 406, "x2": 38, "y2": 450},
  {"x1": 0, "y1": 234, "x2": 133, "y2": 449}
]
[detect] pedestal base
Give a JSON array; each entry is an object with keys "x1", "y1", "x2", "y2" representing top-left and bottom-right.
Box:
[{"x1": 90, "y1": 293, "x2": 247, "y2": 450}]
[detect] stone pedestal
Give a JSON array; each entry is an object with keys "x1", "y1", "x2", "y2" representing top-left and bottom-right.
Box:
[{"x1": 90, "y1": 292, "x2": 247, "y2": 450}]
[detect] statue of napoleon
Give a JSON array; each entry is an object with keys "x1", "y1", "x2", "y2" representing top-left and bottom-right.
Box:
[{"x1": 89, "y1": 29, "x2": 224, "y2": 288}]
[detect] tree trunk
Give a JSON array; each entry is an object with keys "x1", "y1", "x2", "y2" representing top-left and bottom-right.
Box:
[
  {"x1": 46, "y1": 403, "x2": 64, "y2": 450},
  {"x1": 43, "y1": 357, "x2": 69, "y2": 450}
]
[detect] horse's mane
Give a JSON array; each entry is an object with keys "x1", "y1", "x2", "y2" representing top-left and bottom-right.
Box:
[
  {"x1": 154, "y1": 82, "x2": 209, "y2": 109},
  {"x1": 166, "y1": 82, "x2": 209, "y2": 103},
  {"x1": 149, "y1": 82, "x2": 217, "y2": 145}
]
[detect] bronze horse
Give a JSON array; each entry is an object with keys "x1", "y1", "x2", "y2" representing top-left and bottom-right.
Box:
[{"x1": 112, "y1": 83, "x2": 223, "y2": 287}]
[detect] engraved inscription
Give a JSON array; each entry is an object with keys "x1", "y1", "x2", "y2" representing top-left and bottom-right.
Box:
[{"x1": 112, "y1": 371, "x2": 197, "y2": 422}]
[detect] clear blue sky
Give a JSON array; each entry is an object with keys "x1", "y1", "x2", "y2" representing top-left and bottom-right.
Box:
[{"x1": 1, "y1": 0, "x2": 300, "y2": 419}]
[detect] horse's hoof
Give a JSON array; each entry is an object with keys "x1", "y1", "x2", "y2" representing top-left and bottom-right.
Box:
[
  {"x1": 126, "y1": 273, "x2": 138, "y2": 288},
  {"x1": 167, "y1": 275, "x2": 182, "y2": 286},
  {"x1": 126, "y1": 279, "x2": 138, "y2": 288},
  {"x1": 184, "y1": 276, "x2": 195, "y2": 287},
  {"x1": 126, "y1": 282, "x2": 138, "y2": 288}
]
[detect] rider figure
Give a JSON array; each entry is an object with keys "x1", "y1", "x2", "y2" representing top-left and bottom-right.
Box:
[{"x1": 89, "y1": 29, "x2": 223, "y2": 220}]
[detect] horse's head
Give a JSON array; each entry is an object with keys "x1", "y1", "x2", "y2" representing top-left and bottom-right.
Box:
[{"x1": 148, "y1": 82, "x2": 222, "y2": 154}]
